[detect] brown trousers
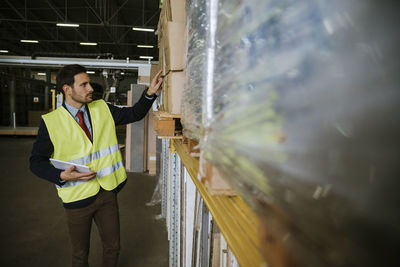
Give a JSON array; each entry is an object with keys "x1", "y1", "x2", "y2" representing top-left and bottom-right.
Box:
[{"x1": 65, "y1": 190, "x2": 120, "y2": 267}]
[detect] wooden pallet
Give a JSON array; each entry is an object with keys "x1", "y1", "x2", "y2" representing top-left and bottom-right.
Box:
[
  {"x1": 182, "y1": 135, "x2": 200, "y2": 157},
  {"x1": 153, "y1": 111, "x2": 183, "y2": 138}
]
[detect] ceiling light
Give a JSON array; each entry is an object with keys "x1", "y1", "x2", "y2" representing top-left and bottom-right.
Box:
[
  {"x1": 56, "y1": 23, "x2": 80, "y2": 27},
  {"x1": 86, "y1": 71, "x2": 95, "y2": 74},
  {"x1": 137, "y1": 45, "x2": 154, "y2": 48},
  {"x1": 0, "y1": 50, "x2": 9, "y2": 53},
  {"x1": 140, "y1": 56, "x2": 153, "y2": 59},
  {"x1": 132, "y1": 27, "x2": 154, "y2": 32},
  {"x1": 80, "y1": 42, "x2": 97, "y2": 46},
  {"x1": 21, "y1": 39, "x2": 39, "y2": 43},
  {"x1": 37, "y1": 73, "x2": 46, "y2": 76}
]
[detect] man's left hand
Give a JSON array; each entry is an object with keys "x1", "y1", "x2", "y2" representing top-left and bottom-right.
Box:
[{"x1": 147, "y1": 70, "x2": 164, "y2": 96}]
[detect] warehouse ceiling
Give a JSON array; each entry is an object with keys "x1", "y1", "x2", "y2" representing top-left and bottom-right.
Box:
[{"x1": 0, "y1": 0, "x2": 160, "y2": 60}]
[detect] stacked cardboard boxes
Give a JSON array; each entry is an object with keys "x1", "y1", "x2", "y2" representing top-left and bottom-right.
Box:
[{"x1": 158, "y1": 0, "x2": 185, "y2": 116}]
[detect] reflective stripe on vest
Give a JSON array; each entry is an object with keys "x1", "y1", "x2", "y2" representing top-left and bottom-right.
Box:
[
  {"x1": 69, "y1": 144, "x2": 119, "y2": 165},
  {"x1": 56, "y1": 159, "x2": 124, "y2": 189},
  {"x1": 43, "y1": 100, "x2": 127, "y2": 203}
]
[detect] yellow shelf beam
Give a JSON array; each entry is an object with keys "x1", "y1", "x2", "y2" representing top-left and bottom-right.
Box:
[{"x1": 173, "y1": 139, "x2": 265, "y2": 267}]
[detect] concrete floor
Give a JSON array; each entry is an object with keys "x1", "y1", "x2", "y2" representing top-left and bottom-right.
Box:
[{"x1": 0, "y1": 136, "x2": 168, "y2": 267}]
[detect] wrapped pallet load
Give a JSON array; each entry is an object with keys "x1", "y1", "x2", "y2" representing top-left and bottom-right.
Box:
[
  {"x1": 196, "y1": 0, "x2": 400, "y2": 266},
  {"x1": 181, "y1": 0, "x2": 209, "y2": 140}
]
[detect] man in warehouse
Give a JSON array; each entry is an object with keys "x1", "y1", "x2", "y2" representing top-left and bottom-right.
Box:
[{"x1": 30, "y1": 64, "x2": 163, "y2": 267}]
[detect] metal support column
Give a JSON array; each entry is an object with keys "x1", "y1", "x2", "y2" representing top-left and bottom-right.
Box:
[
  {"x1": 201, "y1": 203, "x2": 210, "y2": 267},
  {"x1": 169, "y1": 151, "x2": 181, "y2": 267},
  {"x1": 8, "y1": 76, "x2": 16, "y2": 127},
  {"x1": 44, "y1": 69, "x2": 50, "y2": 110},
  {"x1": 161, "y1": 139, "x2": 169, "y2": 219}
]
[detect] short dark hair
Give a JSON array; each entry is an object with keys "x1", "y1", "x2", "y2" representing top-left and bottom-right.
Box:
[{"x1": 56, "y1": 64, "x2": 87, "y2": 91}]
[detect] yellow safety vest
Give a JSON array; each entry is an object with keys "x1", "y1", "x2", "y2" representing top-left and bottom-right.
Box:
[{"x1": 42, "y1": 100, "x2": 127, "y2": 204}]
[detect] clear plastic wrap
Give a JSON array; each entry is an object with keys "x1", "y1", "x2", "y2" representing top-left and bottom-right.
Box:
[
  {"x1": 202, "y1": 0, "x2": 400, "y2": 266},
  {"x1": 181, "y1": 0, "x2": 209, "y2": 140}
]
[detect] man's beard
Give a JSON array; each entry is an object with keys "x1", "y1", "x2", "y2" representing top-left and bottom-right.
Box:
[{"x1": 72, "y1": 94, "x2": 93, "y2": 104}]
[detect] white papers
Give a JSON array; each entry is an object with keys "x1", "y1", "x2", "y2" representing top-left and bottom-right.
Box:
[{"x1": 50, "y1": 158, "x2": 92, "y2": 173}]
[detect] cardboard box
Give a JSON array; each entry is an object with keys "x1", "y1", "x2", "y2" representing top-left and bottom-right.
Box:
[
  {"x1": 165, "y1": 0, "x2": 185, "y2": 22},
  {"x1": 165, "y1": 21, "x2": 185, "y2": 72},
  {"x1": 157, "y1": 18, "x2": 162, "y2": 48},
  {"x1": 158, "y1": 34, "x2": 167, "y2": 76},
  {"x1": 160, "y1": 73, "x2": 168, "y2": 112},
  {"x1": 150, "y1": 64, "x2": 160, "y2": 82},
  {"x1": 158, "y1": 1, "x2": 185, "y2": 72},
  {"x1": 164, "y1": 71, "x2": 184, "y2": 115},
  {"x1": 158, "y1": 8, "x2": 167, "y2": 52},
  {"x1": 160, "y1": 0, "x2": 170, "y2": 21}
]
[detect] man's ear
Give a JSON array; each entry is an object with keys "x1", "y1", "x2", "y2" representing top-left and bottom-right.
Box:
[{"x1": 62, "y1": 84, "x2": 71, "y2": 96}]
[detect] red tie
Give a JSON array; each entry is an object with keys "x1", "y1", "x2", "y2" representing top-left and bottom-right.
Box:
[{"x1": 77, "y1": 111, "x2": 91, "y2": 140}]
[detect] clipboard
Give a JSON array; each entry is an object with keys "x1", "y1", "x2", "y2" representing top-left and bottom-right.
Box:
[{"x1": 50, "y1": 158, "x2": 92, "y2": 173}]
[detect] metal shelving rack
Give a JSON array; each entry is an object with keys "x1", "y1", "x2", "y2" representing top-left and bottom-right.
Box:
[{"x1": 160, "y1": 139, "x2": 264, "y2": 267}]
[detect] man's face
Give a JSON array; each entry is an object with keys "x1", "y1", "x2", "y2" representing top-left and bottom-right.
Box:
[{"x1": 65, "y1": 72, "x2": 94, "y2": 105}]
